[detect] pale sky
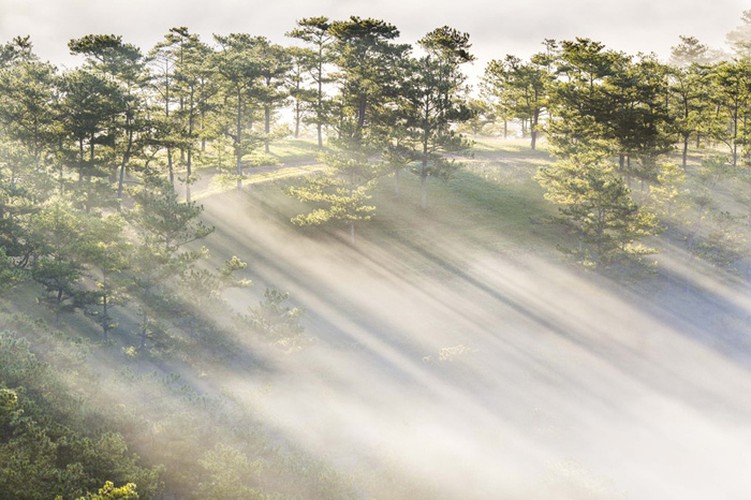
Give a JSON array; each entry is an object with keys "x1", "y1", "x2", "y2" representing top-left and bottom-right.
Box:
[{"x1": 0, "y1": 0, "x2": 747, "y2": 76}]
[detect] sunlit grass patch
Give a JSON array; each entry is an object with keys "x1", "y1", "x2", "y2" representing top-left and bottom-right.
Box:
[
  {"x1": 264, "y1": 137, "x2": 323, "y2": 164},
  {"x1": 367, "y1": 167, "x2": 563, "y2": 256},
  {"x1": 196, "y1": 164, "x2": 327, "y2": 201}
]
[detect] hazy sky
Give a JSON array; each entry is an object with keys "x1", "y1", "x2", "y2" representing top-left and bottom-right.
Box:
[{"x1": 0, "y1": 0, "x2": 747, "y2": 73}]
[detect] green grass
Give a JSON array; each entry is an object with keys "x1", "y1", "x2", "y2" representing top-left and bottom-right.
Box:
[
  {"x1": 359, "y1": 143, "x2": 567, "y2": 264},
  {"x1": 196, "y1": 135, "x2": 569, "y2": 259},
  {"x1": 259, "y1": 137, "x2": 323, "y2": 165}
]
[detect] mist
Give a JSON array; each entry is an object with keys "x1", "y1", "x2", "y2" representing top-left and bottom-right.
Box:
[
  {"x1": 154, "y1": 186, "x2": 751, "y2": 499},
  {"x1": 2, "y1": 4, "x2": 751, "y2": 498},
  {"x1": 0, "y1": 0, "x2": 746, "y2": 72}
]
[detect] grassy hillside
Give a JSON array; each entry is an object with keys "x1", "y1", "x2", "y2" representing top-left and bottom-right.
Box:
[
  {"x1": 193, "y1": 136, "x2": 751, "y2": 498},
  {"x1": 3, "y1": 136, "x2": 751, "y2": 499}
]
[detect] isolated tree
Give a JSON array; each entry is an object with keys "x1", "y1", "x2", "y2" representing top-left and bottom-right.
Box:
[
  {"x1": 668, "y1": 62, "x2": 716, "y2": 168},
  {"x1": 287, "y1": 16, "x2": 334, "y2": 148},
  {"x1": 170, "y1": 30, "x2": 216, "y2": 201},
  {"x1": 286, "y1": 46, "x2": 316, "y2": 139},
  {"x1": 214, "y1": 33, "x2": 263, "y2": 189},
  {"x1": 288, "y1": 139, "x2": 379, "y2": 242},
  {"x1": 328, "y1": 16, "x2": 409, "y2": 142},
  {"x1": 536, "y1": 146, "x2": 657, "y2": 265},
  {"x1": 241, "y1": 288, "x2": 306, "y2": 350},
  {"x1": 126, "y1": 170, "x2": 213, "y2": 350},
  {"x1": 255, "y1": 38, "x2": 292, "y2": 153},
  {"x1": 670, "y1": 35, "x2": 712, "y2": 67},
  {"x1": 79, "y1": 214, "x2": 130, "y2": 339},
  {"x1": 28, "y1": 200, "x2": 89, "y2": 316},
  {"x1": 149, "y1": 26, "x2": 198, "y2": 187},
  {"x1": 403, "y1": 26, "x2": 473, "y2": 208}
]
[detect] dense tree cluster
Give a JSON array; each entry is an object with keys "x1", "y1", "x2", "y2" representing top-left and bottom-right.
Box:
[{"x1": 482, "y1": 11, "x2": 751, "y2": 263}]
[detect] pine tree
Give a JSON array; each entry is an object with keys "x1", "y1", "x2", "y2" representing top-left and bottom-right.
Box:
[{"x1": 536, "y1": 147, "x2": 657, "y2": 265}]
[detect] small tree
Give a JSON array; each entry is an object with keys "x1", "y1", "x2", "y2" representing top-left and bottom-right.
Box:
[
  {"x1": 536, "y1": 148, "x2": 657, "y2": 265},
  {"x1": 287, "y1": 16, "x2": 334, "y2": 148},
  {"x1": 288, "y1": 139, "x2": 378, "y2": 242},
  {"x1": 79, "y1": 215, "x2": 130, "y2": 339},
  {"x1": 403, "y1": 26, "x2": 474, "y2": 209},
  {"x1": 126, "y1": 171, "x2": 213, "y2": 350}
]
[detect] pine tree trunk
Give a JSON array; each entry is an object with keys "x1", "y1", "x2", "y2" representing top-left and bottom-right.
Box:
[
  {"x1": 117, "y1": 121, "x2": 133, "y2": 206},
  {"x1": 236, "y1": 90, "x2": 243, "y2": 190},
  {"x1": 682, "y1": 136, "x2": 689, "y2": 170},
  {"x1": 140, "y1": 309, "x2": 148, "y2": 351},
  {"x1": 186, "y1": 150, "x2": 192, "y2": 203},
  {"x1": 420, "y1": 173, "x2": 427, "y2": 210},
  {"x1": 294, "y1": 101, "x2": 301, "y2": 139},
  {"x1": 317, "y1": 59, "x2": 323, "y2": 148},
  {"x1": 264, "y1": 104, "x2": 271, "y2": 153},
  {"x1": 167, "y1": 148, "x2": 174, "y2": 185},
  {"x1": 102, "y1": 291, "x2": 108, "y2": 340},
  {"x1": 187, "y1": 87, "x2": 195, "y2": 202}
]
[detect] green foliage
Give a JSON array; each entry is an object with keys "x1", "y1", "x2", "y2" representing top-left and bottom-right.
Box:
[
  {"x1": 289, "y1": 174, "x2": 375, "y2": 226},
  {"x1": 0, "y1": 247, "x2": 26, "y2": 292},
  {"x1": 286, "y1": 17, "x2": 335, "y2": 147},
  {"x1": 287, "y1": 140, "x2": 379, "y2": 240},
  {"x1": 77, "y1": 481, "x2": 139, "y2": 500},
  {"x1": 546, "y1": 39, "x2": 673, "y2": 180},
  {"x1": 181, "y1": 254, "x2": 251, "y2": 307},
  {"x1": 392, "y1": 26, "x2": 475, "y2": 207},
  {"x1": 196, "y1": 444, "x2": 264, "y2": 499},
  {"x1": 710, "y1": 59, "x2": 751, "y2": 167},
  {"x1": 328, "y1": 16, "x2": 409, "y2": 142},
  {"x1": 241, "y1": 288, "x2": 310, "y2": 351},
  {"x1": 536, "y1": 148, "x2": 657, "y2": 265},
  {"x1": 649, "y1": 162, "x2": 690, "y2": 234},
  {"x1": 128, "y1": 171, "x2": 213, "y2": 254},
  {"x1": 670, "y1": 35, "x2": 712, "y2": 67},
  {"x1": 0, "y1": 330, "x2": 161, "y2": 499},
  {"x1": 4, "y1": 15, "x2": 751, "y2": 500}
]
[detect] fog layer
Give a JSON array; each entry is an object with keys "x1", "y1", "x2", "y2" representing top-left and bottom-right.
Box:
[{"x1": 196, "y1": 189, "x2": 751, "y2": 499}]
